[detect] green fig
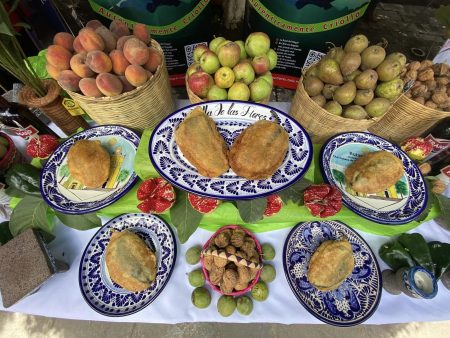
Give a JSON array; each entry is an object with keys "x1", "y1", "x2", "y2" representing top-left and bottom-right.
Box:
[
  {"x1": 322, "y1": 84, "x2": 339, "y2": 99},
  {"x1": 365, "y1": 98, "x2": 391, "y2": 117},
  {"x1": 303, "y1": 76, "x2": 324, "y2": 96},
  {"x1": 318, "y1": 59, "x2": 343, "y2": 85},
  {"x1": 311, "y1": 95, "x2": 326, "y2": 107},
  {"x1": 355, "y1": 69, "x2": 378, "y2": 90},
  {"x1": 375, "y1": 78, "x2": 404, "y2": 101},
  {"x1": 343, "y1": 105, "x2": 369, "y2": 120},
  {"x1": 386, "y1": 52, "x2": 407, "y2": 68},
  {"x1": 354, "y1": 89, "x2": 374, "y2": 106},
  {"x1": 344, "y1": 34, "x2": 369, "y2": 54},
  {"x1": 324, "y1": 100, "x2": 343, "y2": 116},
  {"x1": 339, "y1": 52, "x2": 361, "y2": 76},
  {"x1": 376, "y1": 59, "x2": 402, "y2": 82},
  {"x1": 344, "y1": 69, "x2": 362, "y2": 82},
  {"x1": 361, "y1": 45, "x2": 386, "y2": 70},
  {"x1": 333, "y1": 81, "x2": 356, "y2": 105}
]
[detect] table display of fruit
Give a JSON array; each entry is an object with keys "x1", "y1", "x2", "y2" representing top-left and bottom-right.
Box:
[
  {"x1": 303, "y1": 34, "x2": 407, "y2": 120},
  {"x1": 45, "y1": 20, "x2": 163, "y2": 97},
  {"x1": 186, "y1": 32, "x2": 277, "y2": 102},
  {"x1": 402, "y1": 60, "x2": 449, "y2": 111}
]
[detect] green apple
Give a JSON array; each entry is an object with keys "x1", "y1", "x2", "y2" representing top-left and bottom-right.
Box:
[
  {"x1": 214, "y1": 66, "x2": 235, "y2": 89},
  {"x1": 235, "y1": 40, "x2": 247, "y2": 59},
  {"x1": 218, "y1": 42, "x2": 241, "y2": 68},
  {"x1": 259, "y1": 71, "x2": 273, "y2": 87},
  {"x1": 245, "y1": 32, "x2": 270, "y2": 57},
  {"x1": 187, "y1": 62, "x2": 201, "y2": 77},
  {"x1": 233, "y1": 62, "x2": 255, "y2": 85},
  {"x1": 193, "y1": 44, "x2": 209, "y2": 63},
  {"x1": 0, "y1": 143, "x2": 7, "y2": 159},
  {"x1": 216, "y1": 40, "x2": 231, "y2": 54},
  {"x1": 267, "y1": 48, "x2": 277, "y2": 70},
  {"x1": 228, "y1": 82, "x2": 250, "y2": 101},
  {"x1": 200, "y1": 51, "x2": 220, "y2": 74},
  {"x1": 207, "y1": 85, "x2": 228, "y2": 100},
  {"x1": 251, "y1": 54, "x2": 270, "y2": 75},
  {"x1": 250, "y1": 77, "x2": 271, "y2": 101},
  {"x1": 209, "y1": 36, "x2": 226, "y2": 54}
]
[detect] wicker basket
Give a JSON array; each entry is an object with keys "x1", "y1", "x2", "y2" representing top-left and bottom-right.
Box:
[
  {"x1": 368, "y1": 95, "x2": 450, "y2": 143},
  {"x1": 200, "y1": 225, "x2": 262, "y2": 297},
  {"x1": 186, "y1": 75, "x2": 270, "y2": 104},
  {"x1": 65, "y1": 40, "x2": 175, "y2": 132},
  {"x1": 289, "y1": 76, "x2": 379, "y2": 144}
]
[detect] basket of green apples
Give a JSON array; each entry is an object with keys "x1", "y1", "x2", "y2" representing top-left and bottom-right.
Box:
[{"x1": 186, "y1": 32, "x2": 277, "y2": 103}]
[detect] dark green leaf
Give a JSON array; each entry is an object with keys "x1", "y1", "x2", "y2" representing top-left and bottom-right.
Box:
[
  {"x1": 0, "y1": 221, "x2": 13, "y2": 245},
  {"x1": 5, "y1": 163, "x2": 41, "y2": 197},
  {"x1": 428, "y1": 241, "x2": 450, "y2": 279},
  {"x1": 436, "y1": 5, "x2": 450, "y2": 28},
  {"x1": 379, "y1": 240, "x2": 415, "y2": 271},
  {"x1": 0, "y1": 22, "x2": 13, "y2": 36},
  {"x1": 434, "y1": 193, "x2": 450, "y2": 228},
  {"x1": 414, "y1": 180, "x2": 435, "y2": 222},
  {"x1": 398, "y1": 233, "x2": 434, "y2": 273},
  {"x1": 278, "y1": 178, "x2": 313, "y2": 205},
  {"x1": 236, "y1": 198, "x2": 267, "y2": 223},
  {"x1": 5, "y1": 185, "x2": 26, "y2": 198},
  {"x1": 54, "y1": 211, "x2": 102, "y2": 231},
  {"x1": 9, "y1": 195, "x2": 53, "y2": 238},
  {"x1": 170, "y1": 189, "x2": 203, "y2": 243}
]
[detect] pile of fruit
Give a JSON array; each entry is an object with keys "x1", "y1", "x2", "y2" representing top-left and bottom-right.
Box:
[
  {"x1": 0, "y1": 135, "x2": 9, "y2": 161},
  {"x1": 403, "y1": 60, "x2": 449, "y2": 111},
  {"x1": 303, "y1": 34, "x2": 407, "y2": 120},
  {"x1": 45, "y1": 20, "x2": 162, "y2": 97},
  {"x1": 187, "y1": 32, "x2": 277, "y2": 102}
]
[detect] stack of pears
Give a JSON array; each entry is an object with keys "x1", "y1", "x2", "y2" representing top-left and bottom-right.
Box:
[{"x1": 303, "y1": 34, "x2": 407, "y2": 120}]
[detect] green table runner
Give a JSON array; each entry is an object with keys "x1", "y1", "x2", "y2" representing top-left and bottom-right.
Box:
[{"x1": 99, "y1": 129, "x2": 439, "y2": 236}]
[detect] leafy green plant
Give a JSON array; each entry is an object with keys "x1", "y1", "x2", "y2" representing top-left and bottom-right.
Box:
[{"x1": 436, "y1": 5, "x2": 450, "y2": 37}]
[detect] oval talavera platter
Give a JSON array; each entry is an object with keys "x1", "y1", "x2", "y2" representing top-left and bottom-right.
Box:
[
  {"x1": 78, "y1": 213, "x2": 177, "y2": 317},
  {"x1": 320, "y1": 132, "x2": 427, "y2": 225},
  {"x1": 283, "y1": 220, "x2": 382, "y2": 326},
  {"x1": 41, "y1": 125, "x2": 140, "y2": 214},
  {"x1": 149, "y1": 101, "x2": 313, "y2": 200}
]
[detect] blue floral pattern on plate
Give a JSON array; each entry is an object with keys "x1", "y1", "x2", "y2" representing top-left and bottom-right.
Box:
[
  {"x1": 320, "y1": 132, "x2": 427, "y2": 225},
  {"x1": 78, "y1": 213, "x2": 176, "y2": 317},
  {"x1": 283, "y1": 220, "x2": 382, "y2": 326},
  {"x1": 40, "y1": 125, "x2": 140, "y2": 214},
  {"x1": 149, "y1": 101, "x2": 313, "y2": 200}
]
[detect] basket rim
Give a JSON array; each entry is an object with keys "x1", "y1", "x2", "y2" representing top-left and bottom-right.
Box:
[
  {"x1": 0, "y1": 132, "x2": 16, "y2": 166},
  {"x1": 200, "y1": 225, "x2": 262, "y2": 296}
]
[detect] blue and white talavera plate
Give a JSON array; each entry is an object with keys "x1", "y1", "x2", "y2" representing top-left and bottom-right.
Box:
[
  {"x1": 78, "y1": 213, "x2": 177, "y2": 317},
  {"x1": 149, "y1": 101, "x2": 313, "y2": 200},
  {"x1": 283, "y1": 220, "x2": 382, "y2": 327},
  {"x1": 41, "y1": 125, "x2": 140, "y2": 214},
  {"x1": 320, "y1": 132, "x2": 427, "y2": 225}
]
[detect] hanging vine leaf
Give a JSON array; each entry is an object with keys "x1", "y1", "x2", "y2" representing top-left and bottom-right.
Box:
[
  {"x1": 278, "y1": 177, "x2": 313, "y2": 205},
  {"x1": 5, "y1": 163, "x2": 41, "y2": 197},
  {"x1": 54, "y1": 211, "x2": 102, "y2": 231},
  {"x1": 236, "y1": 198, "x2": 267, "y2": 223},
  {"x1": 428, "y1": 241, "x2": 450, "y2": 279},
  {"x1": 170, "y1": 189, "x2": 203, "y2": 243}
]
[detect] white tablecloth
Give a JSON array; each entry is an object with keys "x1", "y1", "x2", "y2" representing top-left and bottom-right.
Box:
[{"x1": 1, "y1": 101, "x2": 450, "y2": 324}]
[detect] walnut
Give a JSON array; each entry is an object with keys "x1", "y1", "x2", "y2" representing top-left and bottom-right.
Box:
[
  {"x1": 241, "y1": 240, "x2": 257, "y2": 257},
  {"x1": 213, "y1": 254, "x2": 228, "y2": 268},
  {"x1": 237, "y1": 265, "x2": 251, "y2": 283},
  {"x1": 209, "y1": 266, "x2": 224, "y2": 285},
  {"x1": 214, "y1": 231, "x2": 230, "y2": 248},
  {"x1": 249, "y1": 267, "x2": 259, "y2": 281},
  {"x1": 230, "y1": 229, "x2": 246, "y2": 247},
  {"x1": 220, "y1": 282, "x2": 234, "y2": 295},
  {"x1": 222, "y1": 268, "x2": 238, "y2": 288},
  {"x1": 249, "y1": 252, "x2": 260, "y2": 263},
  {"x1": 418, "y1": 60, "x2": 433, "y2": 71},
  {"x1": 235, "y1": 250, "x2": 249, "y2": 260},
  {"x1": 208, "y1": 244, "x2": 218, "y2": 252},
  {"x1": 234, "y1": 281, "x2": 249, "y2": 291},
  {"x1": 409, "y1": 61, "x2": 421, "y2": 71},
  {"x1": 226, "y1": 262, "x2": 237, "y2": 270},
  {"x1": 225, "y1": 245, "x2": 236, "y2": 255},
  {"x1": 203, "y1": 255, "x2": 214, "y2": 271}
]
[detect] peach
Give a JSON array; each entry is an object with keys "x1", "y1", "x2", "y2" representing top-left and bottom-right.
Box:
[
  {"x1": 46, "y1": 45, "x2": 72, "y2": 70},
  {"x1": 109, "y1": 20, "x2": 129, "y2": 38},
  {"x1": 133, "y1": 23, "x2": 150, "y2": 44},
  {"x1": 78, "y1": 27, "x2": 105, "y2": 52},
  {"x1": 86, "y1": 20, "x2": 103, "y2": 30},
  {"x1": 58, "y1": 70, "x2": 81, "y2": 92},
  {"x1": 95, "y1": 26, "x2": 117, "y2": 52},
  {"x1": 46, "y1": 63, "x2": 61, "y2": 80},
  {"x1": 123, "y1": 37, "x2": 149, "y2": 65},
  {"x1": 53, "y1": 32, "x2": 75, "y2": 52},
  {"x1": 70, "y1": 53, "x2": 95, "y2": 78},
  {"x1": 119, "y1": 75, "x2": 135, "y2": 92},
  {"x1": 86, "y1": 50, "x2": 112, "y2": 74},
  {"x1": 116, "y1": 35, "x2": 133, "y2": 50},
  {"x1": 125, "y1": 64, "x2": 148, "y2": 87},
  {"x1": 96, "y1": 73, "x2": 123, "y2": 97},
  {"x1": 79, "y1": 77, "x2": 103, "y2": 97},
  {"x1": 143, "y1": 47, "x2": 162, "y2": 73},
  {"x1": 109, "y1": 50, "x2": 130, "y2": 75},
  {"x1": 73, "y1": 36, "x2": 86, "y2": 53}
]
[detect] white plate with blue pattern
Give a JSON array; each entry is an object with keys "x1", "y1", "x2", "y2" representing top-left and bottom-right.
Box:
[
  {"x1": 78, "y1": 213, "x2": 177, "y2": 317},
  {"x1": 320, "y1": 132, "x2": 427, "y2": 225},
  {"x1": 40, "y1": 125, "x2": 140, "y2": 214},
  {"x1": 283, "y1": 220, "x2": 382, "y2": 326},
  {"x1": 149, "y1": 101, "x2": 313, "y2": 200}
]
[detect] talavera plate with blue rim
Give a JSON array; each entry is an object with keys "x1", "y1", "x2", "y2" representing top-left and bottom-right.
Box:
[
  {"x1": 149, "y1": 100, "x2": 313, "y2": 200},
  {"x1": 283, "y1": 220, "x2": 382, "y2": 327},
  {"x1": 78, "y1": 213, "x2": 177, "y2": 317},
  {"x1": 40, "y1": 125, "x2": 140, "y2": 214},
  {"x1": 320, "y1": 132, "x2": 427, "y2": 225}
]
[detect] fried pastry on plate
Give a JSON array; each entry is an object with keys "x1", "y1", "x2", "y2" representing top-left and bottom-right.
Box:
[
  {"x1": 307, "y1": 239, "x2": 354, "y2": 291},
  {"x1": 105, "y1": 230, "x2": 157, "y2": 293},
  {"x1": 67, "y1": 139, "x2": 110, "y2": 189},
  {"x1": 345, "y1": 151, "x2": 404, "y2": 194},
  {"x1": 174, "y1": 107, "x2": 229, "y2": 177},
  {"x1": 229, "y1": 120, "x2": 289, "y2": 180}
]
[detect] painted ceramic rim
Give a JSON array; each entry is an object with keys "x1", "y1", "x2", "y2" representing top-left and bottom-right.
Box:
[
  {"x1": 148, "y1": 100, "x2": 313, "y2": 200},
  {"x1": 319, "y1": 131, "x2": 428, "y2": 225},
  {"x1": 403, "y1": 266, "x2": 438, "y2": 299},
  {"x1": 282, "y1": 220, "x2": 383, "y2": 327}
]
